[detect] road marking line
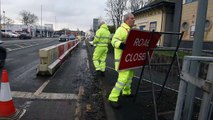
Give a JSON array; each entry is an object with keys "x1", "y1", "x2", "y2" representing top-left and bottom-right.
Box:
[
  {"x1": 17, "y1": 109, "x2": 27, "y2": 120},
  {"x1": 34, "y1": 80, "x2": 50, "y2": 96},
  {"x1": 15, "y1": 44, "x2": 25, "y2": 48},
  {"x1": 106, "y1": 66, "x2": 178, "y2": 92},
  {"x1": 11, "y1": 91, "x2": 78, "y2": 100},
  {"x1": 15, "y1": 65, "x2": 38, "y2": 80},
  {"x1": 6, "y1": 48, "x2": 12, "y2": 52},
  {"x1": 7, "y1": 43, "x2": 39, "y2": 52}
]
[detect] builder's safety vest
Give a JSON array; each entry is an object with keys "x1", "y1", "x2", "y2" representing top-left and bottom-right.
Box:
[
  {"x1": 93, "y1": 24, "x2": 111, "y2": 47},
  {"x1": 111, "y1": 23, "x2": 130, "y2": 70}
]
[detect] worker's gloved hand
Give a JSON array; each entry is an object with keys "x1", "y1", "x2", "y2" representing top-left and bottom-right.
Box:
[{"x1": 119, "y1": 43, "x2": 126, "y2": 50}]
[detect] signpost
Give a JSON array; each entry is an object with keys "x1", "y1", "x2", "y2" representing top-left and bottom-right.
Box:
[
  {"x1": 118, "y1": 29, "x2": 161, "y2": 70},
  {"x1": 118, "y1": 29, "x2": 161, "y2": 120},
  {"x1": 119, "y1": 29, "x2": 184, "y2": 119}
]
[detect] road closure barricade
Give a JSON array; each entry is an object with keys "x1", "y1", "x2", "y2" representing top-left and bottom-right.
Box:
[{"x1": 37, "y1": 39, "x2": 80, "y2": 75}]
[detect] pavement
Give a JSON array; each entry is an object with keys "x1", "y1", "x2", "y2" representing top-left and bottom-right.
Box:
[
  {"x1": 86, "y1": 40, "x2": 175, "y2": 120},
  {"x1": 90, "y1": 68, "x2": 175, "y2": 120},
  {"x1": 2, "y1": 40, "x2": 176, "y2": 120},
  {"x1": 6, "y1": 40, "x2": 210, "y2": 120}
]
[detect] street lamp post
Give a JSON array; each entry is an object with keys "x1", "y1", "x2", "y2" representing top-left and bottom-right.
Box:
[
  {"x1": 3, "y1": 10, "x2": 5, "y2": 32},
  {"x1": 41, "y1": 5, "x2": 42, "y2": 37}
]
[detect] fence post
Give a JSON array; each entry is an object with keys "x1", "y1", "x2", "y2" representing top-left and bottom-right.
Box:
[{"x1": 198, "y1": 63, "x2": 213, "y2": 120}]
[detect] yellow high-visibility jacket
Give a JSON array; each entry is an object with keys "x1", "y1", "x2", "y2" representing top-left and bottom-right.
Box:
[
  {"x1": 111, "y1": 23, "x2": 130, "y2": 71},
  {"x1": 93, "y1": 24, "x2": 110, "y2": 47}
]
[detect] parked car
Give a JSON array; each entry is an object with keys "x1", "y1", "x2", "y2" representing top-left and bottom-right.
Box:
[
  {"x1": 59, "y1": 35, "x2": 69, "y2": 42},
  {"x1": 1, "y1": 32, "x2": 10, "y2": 38},
  {"x1": 68, "y1": 35, "x2": 76, "y2": 40},
  {"x1": 12, "y1": 32, "x2": 21, "y2": 38},
  {"x1": 53, "y1": 34, "x2": 60, "y2": 38},
  {"x1": 0, "y1": 41, "x2": 7, "y2": 68},
  {"x1": 6, "y1": 32, "x2": 19, "y2": 38},
  {"x1": 19, "y1": 33, "x2": 32, "y2": 39}
]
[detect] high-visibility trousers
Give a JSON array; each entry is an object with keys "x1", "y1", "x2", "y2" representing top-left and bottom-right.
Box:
[
  {"x1": 93, "y1": 46, "x2": 108, "y2": 72},
  {"x1": 108, "y1": 69, "x2": 134, "y2": 102}
]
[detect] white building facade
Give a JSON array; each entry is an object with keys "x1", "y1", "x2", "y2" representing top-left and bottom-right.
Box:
[{"x1": 1, "y1": 24, "x2": 54, "y2": 37}]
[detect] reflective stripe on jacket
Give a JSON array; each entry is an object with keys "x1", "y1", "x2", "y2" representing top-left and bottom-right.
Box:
[
  {"x1": 93, "y1": 24, "x2": 111, "y2": 47},
  {"x1": 111, "y1": 23, "x2": 130, "y2": 70}
]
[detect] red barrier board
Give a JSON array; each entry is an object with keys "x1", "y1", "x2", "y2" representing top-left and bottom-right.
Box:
[
  {"x1": 58, "y1": 45, "x2": 64, "y2": 57},
  {"x1": 118, "y1": 29, "x2": 161, "y2": 70},
  {"x1": 68, "y1": 42, "x2": 72, "y2": 49}
]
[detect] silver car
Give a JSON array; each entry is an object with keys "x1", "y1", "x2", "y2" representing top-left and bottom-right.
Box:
[{"x1": 59, "y1": 35, "x2": 69, "y2": 42}]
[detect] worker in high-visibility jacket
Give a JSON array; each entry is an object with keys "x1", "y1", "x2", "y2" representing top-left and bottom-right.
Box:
[
  {"x1": 92, "y1": 22, "x2": 111, "y2": 78},
  {"x1": 108, "y1": 13, "x2": 135, "y2": 108}
]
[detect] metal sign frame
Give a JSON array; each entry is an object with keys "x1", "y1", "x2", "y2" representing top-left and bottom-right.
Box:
[{"x1": 133, "y1": 30, "x2": 184, "y2": 120}]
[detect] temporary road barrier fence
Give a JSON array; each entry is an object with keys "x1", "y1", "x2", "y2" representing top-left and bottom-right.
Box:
[{"x1": 37, "y1": 40, "x2": 80, "y2": 75}]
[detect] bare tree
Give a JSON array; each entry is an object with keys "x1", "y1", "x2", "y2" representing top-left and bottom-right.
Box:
[
  {"x1": 105, "y1": 1, "x2": 116, "y2": 27},
  {"x1": 1, "y1": 15, "x2": 14, "y2": 25},
  {"x1": 19, "y1": 10, "x2": 38, "y2": 25},
  {"x1": 5, "y1": 17, "x2": 14, "y2": 25},
  {"x1": 128, "y1": 0, "x2": 146, "y2": 12},
  {"x1": 128, "y1": 0, "x2": 157, "y2": 12},
  {"x1": 105, "y1": 0, "x2": 128, "y2": 28}
]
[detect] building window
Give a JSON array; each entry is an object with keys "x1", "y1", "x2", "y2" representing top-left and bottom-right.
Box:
[
  {"x1": 205, "y1": 19, "x2": 212, "y2": 31},
  {"x1": 139, "y1": 25, "x2": 146, "y2": 30},
  {"x1": 183, "y1": 0, "x2": 197, "y2": 4},
  {"x1": 182, "y1": 22, "x2": 189, "y2": 31},
  {"x1": 190, "y1": 25, "x2": 195, "y2": 37},
  {"x1": 149, "y1": 22, "x2": 157, "y2": 31},
  {"x1": 186, "y1": 0, "x2": 192, "y2": 3}
]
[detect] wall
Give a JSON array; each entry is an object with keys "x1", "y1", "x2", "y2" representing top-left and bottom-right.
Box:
[
  {"x1": 135, "y1": 10, "x2": 163, "y2": 31},
  {"x1": 181, "y1": 1, "x2": 213, "y2": 42},
  {"x1": 135, "y1": 9, "x2": 164, "y2": 46}
]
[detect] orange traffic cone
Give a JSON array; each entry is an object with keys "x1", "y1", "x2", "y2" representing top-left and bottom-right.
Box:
[{"x1": 0, "y1": 69, "x2": 16, "y2": 117}]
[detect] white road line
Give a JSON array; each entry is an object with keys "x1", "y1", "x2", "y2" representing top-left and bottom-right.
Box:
[
  {"x1": 34, "y1": 80, "x2": 50, "y2": 96},
  {"x1": 11, "y1": 91, "x2": 78, "y2": 100},
  {"x1": 14, "y1": 44, "x2": 25, "y2": 48},
  {"x1": 6, "y1": 48, "x2": 12, "y2": 52},
  {"x1": 15, "y1": 65, "x2": 38, "y2": 80},
  {"x1": 106, "y1": 66, "x2": 178, "y2": 92},
  {"x1": 7, "y1": 43, "x2": 39, "y2": 52}
]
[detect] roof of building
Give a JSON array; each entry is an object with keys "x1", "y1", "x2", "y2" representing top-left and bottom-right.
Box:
[{"x1": 133, "y1": 0, "x2": 175, "y2": 15}]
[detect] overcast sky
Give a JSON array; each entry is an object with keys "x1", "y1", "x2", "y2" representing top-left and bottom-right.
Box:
[{"x1": 1, "y1": 0, "x2": 108, "y2": 31}]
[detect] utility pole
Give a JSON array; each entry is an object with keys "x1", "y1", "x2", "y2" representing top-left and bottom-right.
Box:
[
  {"x1": 3, "y1": 10, "x2": 5, "y2": 32},
  {"x1": 171, "y1": 0, "x2": 183, "y2": 47},
  {"x1": 182, "y1": 0, "x2": 208, "y2": 120},
  {"x1": 55, "y1": 16, "x2": 56, "y2": 30},
  {"x1": 41, "y1": 4, "x2": 42, "y2": 37}
]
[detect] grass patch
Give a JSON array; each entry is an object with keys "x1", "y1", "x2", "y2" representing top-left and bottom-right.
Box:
[
  {"x1": 153, "y1": 50, "x2": 191, "y2": 59},
  {"x1": 154, "y1": 49, "x2": 213, "y2": 59}
]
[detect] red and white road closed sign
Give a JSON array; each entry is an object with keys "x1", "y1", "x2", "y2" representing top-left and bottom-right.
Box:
[{"x1": 118, "y1": 29, "x2": 161, "y2": 70}]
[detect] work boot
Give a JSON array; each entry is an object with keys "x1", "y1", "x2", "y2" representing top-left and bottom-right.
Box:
[{"x1": 108, "y1": 101, "x2": 121, "y2": 109}]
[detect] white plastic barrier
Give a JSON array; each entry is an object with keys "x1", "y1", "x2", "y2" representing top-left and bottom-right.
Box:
[{"x1": 37, "y1": 40, "x2": 80, "y2": 75}]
